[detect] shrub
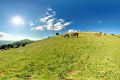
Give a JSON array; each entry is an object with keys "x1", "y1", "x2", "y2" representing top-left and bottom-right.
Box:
[{"x1": 56, "y1": 33, "x2": 59, "y2": 36}]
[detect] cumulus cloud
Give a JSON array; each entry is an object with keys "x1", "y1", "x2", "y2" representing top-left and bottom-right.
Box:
[
  {"x1": 31, "y1": 26, "x2": 44, "y2": 31},
  {"x1": 68, "y1": 29, "x2": 80, "y2": 33},
  {"x1": 33, "y1": 8, "x2": 71, "y2": 31}
]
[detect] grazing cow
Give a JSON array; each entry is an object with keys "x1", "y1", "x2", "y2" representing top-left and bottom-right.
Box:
[
  {"x1": 95, "y1": 32, "x2": 102, "y2": 37},
  {"x1": 70, "y1": 32, "x2": 79, "y2": 37},
  {"x1": 63, "y1": 33, "x2": 70, "y2": 37}
]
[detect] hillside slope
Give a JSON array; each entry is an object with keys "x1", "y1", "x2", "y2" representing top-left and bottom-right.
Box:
[{"x1": 0, "y1": 32, "x2": 120, "y2": 80}]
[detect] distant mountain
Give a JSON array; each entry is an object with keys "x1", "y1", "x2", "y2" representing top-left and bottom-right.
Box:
[
  {"x1": 0, "y1": 40, "x2": 15, "y2": 45},
  {"x1": 0, "y1": 39, "x2": 34, "y2": 49},
  {"x1": 0, "y1": 39, "x2": 34, "y2": 46}
]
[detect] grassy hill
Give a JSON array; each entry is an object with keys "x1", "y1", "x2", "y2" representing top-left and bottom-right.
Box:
[{"x1": 0, "y1": 32, "x2": 120, "y2": 80}]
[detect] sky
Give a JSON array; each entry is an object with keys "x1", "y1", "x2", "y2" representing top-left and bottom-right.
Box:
[{"x1": 0, "y1": 0, "x2": 120, "y2": 40}]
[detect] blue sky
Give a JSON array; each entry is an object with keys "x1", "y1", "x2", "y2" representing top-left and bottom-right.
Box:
[{"x1": 0, "y1": 0, "x2": 120, "y2": 40}]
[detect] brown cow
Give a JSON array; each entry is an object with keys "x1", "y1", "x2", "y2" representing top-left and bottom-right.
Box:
[
  {"x1": 70, "y1": 32, "x2": 79, "y2": 37},
  {"x1": 95, "y1": 32, "x2": 102, "y2": 37},
  {"x1": 63, "y1": 33, "x2": 70, "y2": 37}
]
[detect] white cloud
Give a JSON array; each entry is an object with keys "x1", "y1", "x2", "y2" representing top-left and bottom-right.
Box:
[
  {"x1": 98, "y1": 21, "x2": 102, "y2": 24},
  {"x1": 48, "y1": 8, "x2": 53, "y2": 11},
  {"x1": 34, "y1": 26, "x2": 45, "y2": 31},
  {"x1": 68, "y1": 29, "x2": 80, "y2": 33},
  {"x1": 33, "y1": 8, "x2": 72, "y2": 31},
  {"x1": 29, "y1": 21, "x2": 34, "y2": 26}
]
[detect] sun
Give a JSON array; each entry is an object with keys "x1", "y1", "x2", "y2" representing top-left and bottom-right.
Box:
[{"x1": 11, "y1": 16, "x2": 24, "y2": 25}]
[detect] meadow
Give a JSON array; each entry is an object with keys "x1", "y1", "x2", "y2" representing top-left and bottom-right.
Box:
[{"x1": 0, "y1": 32, "x2": 120, "y2": 80}]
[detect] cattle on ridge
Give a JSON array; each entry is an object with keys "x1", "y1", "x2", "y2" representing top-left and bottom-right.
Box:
[
  {"x1": 62, "y1": 32, "x2": 79, "y2": 38},
  {"x1": 95, "y1": 32, "x2": 102, "y2": 37}
]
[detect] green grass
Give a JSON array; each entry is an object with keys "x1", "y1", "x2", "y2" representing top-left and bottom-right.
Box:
[{"x1": 0, "y1": 32, "x2": 120, "y2": 80}]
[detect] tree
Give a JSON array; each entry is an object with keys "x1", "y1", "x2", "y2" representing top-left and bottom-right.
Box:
[
  {"x1": 22, "y1": 44, "x2": 26, "y2": 47},
  {"x1": 0, "y1": 45, "x2": 7, "y2": 49},
  {"x1": 7, "y1": 44, "x2": 14, "y2": 49},
  {"x1": 56, "y1": 33, "x2": 59, "y2": 35}
]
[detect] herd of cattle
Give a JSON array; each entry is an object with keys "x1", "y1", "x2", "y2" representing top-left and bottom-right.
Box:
[
  {"x1": 61, "y1": 32, "x2": 120, "y2": 38},
  {"x1": 95, "y1": 32, "x2": 120, "y2": 38},
  {"x1": 62, "y1": 32, "x2": 102, "y2": 38}
]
